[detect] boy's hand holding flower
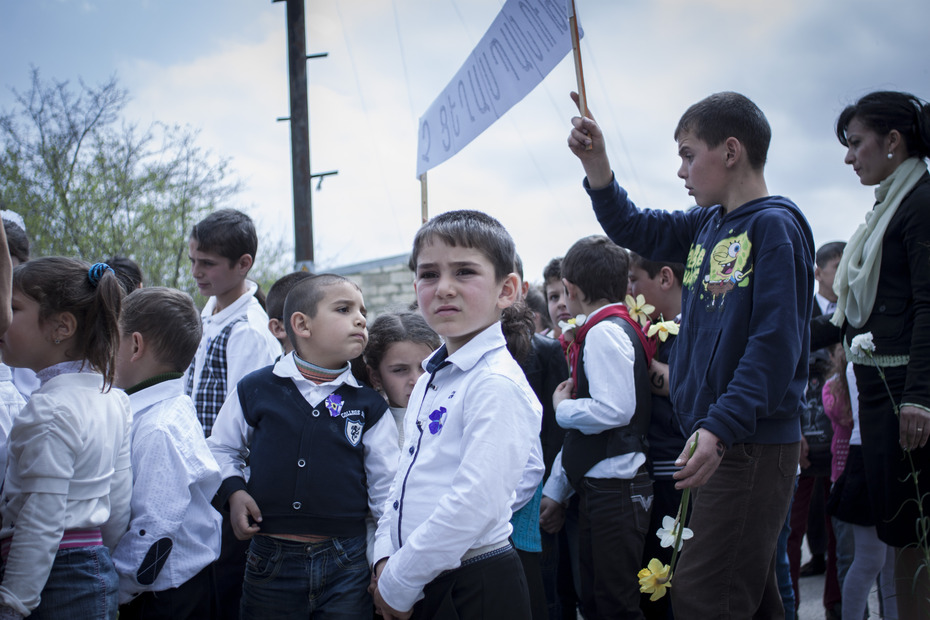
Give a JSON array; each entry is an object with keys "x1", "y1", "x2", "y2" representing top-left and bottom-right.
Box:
[{"x1": 673, "y1": 428, "x2": 725, "y2": 489}]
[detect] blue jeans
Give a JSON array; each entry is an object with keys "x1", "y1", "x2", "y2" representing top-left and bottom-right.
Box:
[
  {"x1": 31, "y1": 546, "x2": 118, "y2": 620},
  {"x1": 240, "y1": 534, "x2": 371, "y2": 620}
]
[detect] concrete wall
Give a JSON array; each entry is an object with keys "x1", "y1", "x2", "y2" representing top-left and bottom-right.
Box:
[{"x1": 329, "y1": 253, "x2": 415, "y2": 317}]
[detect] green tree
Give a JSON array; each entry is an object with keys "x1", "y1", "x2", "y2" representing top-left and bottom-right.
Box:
[{"x1": 0, "y1": 69, "x2": 290, "y2": 294}]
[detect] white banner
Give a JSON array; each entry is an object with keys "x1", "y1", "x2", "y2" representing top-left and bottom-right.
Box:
[{"x1": 416, "y1": 0, "x2": 575, "y2": 178}]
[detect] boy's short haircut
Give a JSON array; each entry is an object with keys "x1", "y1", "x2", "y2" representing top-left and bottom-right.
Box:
[
  {"x1": 815, "y1": 241, "x2": 846, "y2": 268},
  {"x1": 190, "y1": 209, "x2": 258, "y2": 265},
  {"x1": 120, "y1": 287, "x2": 202, "y2": 372},
  {"x1": 628, "y1": 252, "x2": 685, "y2": 287},
  {"x1": 674, "y1": 91, "x2": 771, "y2": 170},
  {"x1": 542, "y1": 257, "x2": 562, "y2": 284},
  {"x1": 267, "y1": 271, "x2": 313, "y2": 321},
  {"x1": 283, "y1": 274, "x2": 361, "y2": 346},
  {"x1": 3, "y1": 220, "x2": 29, "y2": 264},
  {"x1": 513, "y1": 254, "x2": 525, "y2": 281},
  {"x1": 106, "y1": 255, "x2": 144, "y2": 293},
  {"x1": 562, "y1": 236, "x2": 629, "y2": 304}
]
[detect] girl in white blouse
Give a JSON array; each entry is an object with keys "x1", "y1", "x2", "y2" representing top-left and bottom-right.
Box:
[{"x1": 0, "y1": 258, "x2": 132, "y2": 620}]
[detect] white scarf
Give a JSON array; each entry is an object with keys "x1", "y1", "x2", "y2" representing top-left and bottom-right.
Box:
[{"x1": 832, "y1": 157, "x2": 928, "y2": 328}]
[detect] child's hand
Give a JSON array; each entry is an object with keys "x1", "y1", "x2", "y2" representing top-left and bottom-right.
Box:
[
  {"x1": 567, "y1": 92, "x2": 612, "y2": 190},
  {"x1": 673, "y1": 429, "x2": 725, "y2": 490},
  {"x1": 373, "y1": 581, "x2": 412, "y2": 620},
  {"x1": 229, "y1": 490, "x2": 262, "y2": 540},
  {"x1": 539, "y1": 496, "x2": 566, "y2": 534},
  {"x1": 368, "y1": 557, "x2": 388, "y2": 595},
  {"x1": 552, "y1": 378, "x2": 574, "y2": 410}
]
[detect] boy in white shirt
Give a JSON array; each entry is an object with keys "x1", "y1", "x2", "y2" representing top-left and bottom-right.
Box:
[
  {"x1": 545, "y1": 235, "x2": 654, "y2": 618},
  {"x1": 112, "y1": 287, "x2": 223, "y2": 619},
  {"x1": 184, "y1": 209, "x2": 282, "y2": 618},
  {"x1": 209, "y1": 274, "x2": 398, "y2": 619}
]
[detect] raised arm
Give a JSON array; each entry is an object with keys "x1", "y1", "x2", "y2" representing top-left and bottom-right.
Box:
[{"x1": 566, "y1": 92, "x2": 613, "y2": 190}]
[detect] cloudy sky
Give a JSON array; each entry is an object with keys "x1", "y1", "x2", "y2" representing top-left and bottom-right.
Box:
[{"x1": 2, "y1": 0, "x2": 929, "y2": 283}]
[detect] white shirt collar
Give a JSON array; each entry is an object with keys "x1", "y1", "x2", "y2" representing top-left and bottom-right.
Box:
[
  {"x1": 128, "y1": 378, "x2": 186, "y2": 416},
  {"x1": 424, "y1": 322, "x2": 506, "y2": 373},
  {"x1": 202, "y1": 280, "x2": 259, "y2": 324}
]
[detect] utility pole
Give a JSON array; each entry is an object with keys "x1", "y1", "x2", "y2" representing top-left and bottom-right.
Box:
[{"x1": 274, "y1": 0, "x2": 336, "y2": 272}]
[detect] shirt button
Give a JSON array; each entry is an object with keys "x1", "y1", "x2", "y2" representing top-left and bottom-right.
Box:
[
  {"x1": 408, "y1": 446, "x2": 414, "y2": 454},
  {"x1": 293, "y1": 501, "x2": 302, "y2": 510},
  {"x1": 312, "y1": 409, "x2": 320, "y2": 417},
  {"x1": 393, "y1": 501, "x2": 399, "y2": 510},
  {"x1": 297, "y1": 459, "x2": 306, "y2": 468},
  {"x1": 879, "y1": 304, "x2": 887, "y2": 312}
]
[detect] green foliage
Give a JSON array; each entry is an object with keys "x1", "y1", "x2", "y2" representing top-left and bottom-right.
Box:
[{"x1": 0, "y1": 69, "x2": 283, "y2": 295}]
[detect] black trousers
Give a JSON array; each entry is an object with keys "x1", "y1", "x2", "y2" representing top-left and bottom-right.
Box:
[
  {"x1": 412, "y1": 547, "x2": 531, "y2": 620},
  {"x1": 119, "y1": 565, "x2": 213, "y2": 620}
]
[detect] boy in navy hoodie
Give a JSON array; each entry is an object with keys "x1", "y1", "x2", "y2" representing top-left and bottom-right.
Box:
[{"x1": 568, "y1": 91, "x2": 813, "y2": 617}]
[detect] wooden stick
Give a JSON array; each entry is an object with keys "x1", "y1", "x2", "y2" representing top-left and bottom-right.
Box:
[
  {"x1": 568, "y1": 0, "x2": 588, "y2": 120},
  {"x1": 420, "y1": 172, "x2": 428, "y2": 223}
]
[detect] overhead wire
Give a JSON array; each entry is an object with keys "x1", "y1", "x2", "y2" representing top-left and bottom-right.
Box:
[{"x1": 331, "y1": 0, "x2": 404, "y2": 251}]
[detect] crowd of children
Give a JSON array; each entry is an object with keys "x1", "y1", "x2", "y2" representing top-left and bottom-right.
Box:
[{"x1": 0, "y1": 86, "x2": 922, "y2": 620}]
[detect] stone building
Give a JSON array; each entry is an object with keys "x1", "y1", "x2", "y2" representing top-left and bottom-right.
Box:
[{"x1": 329, "y1": 253, "x2": 415, "y2": 318}]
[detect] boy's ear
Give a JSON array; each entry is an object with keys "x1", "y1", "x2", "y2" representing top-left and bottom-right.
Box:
[
  {"x1": 235, "y1": 253, "x2": 253, "y2": 274},
  {"x1": 290, "y1": 311, "x2": 312, "y2": 339},
  {"x1": 724, "y1": 137, "x2": 742, "y2": 168},
  {"x1": 562, "y1": 278, "x2": 581, "y2": 302},
  {"x1": 368, "y1": 365, "x2": 382, "y2": 391},
  {"x1": 268, "y1": 318, "x2": 287, "y2": 341},
  {"x1": 497, "y1": 273, "x2": 520, "y2": 308},
  {"x1": 658, "y1": 266, "x2": 675, "y2": 291},
  {"x1": 130, "y1": 331, "x2": 146, "y2": 363}
]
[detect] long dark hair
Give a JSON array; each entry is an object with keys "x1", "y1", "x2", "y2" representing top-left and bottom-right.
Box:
[
  {"x1": 409, "y1": 210, "x2": 533, "y2": 363},
  {"x1": 836, "y1": 91, "x2": 930, "y2": 159},
  {"x1": 13, "y1": 257, "x2": 123, "y2": 389}
]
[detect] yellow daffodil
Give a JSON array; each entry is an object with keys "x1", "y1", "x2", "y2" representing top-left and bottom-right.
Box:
[
  {"x1": 647, "y1": 320, "x2": 680, "y2": 342},
  {"x1": 638, "y1": 558, "x2": 672, "y2": 601},
  {"x1": 625, "y1": 294, "x2": 655, "y2": 327},
  {"x1": 558, "y1": 314, "x2": 586, "y2": 343}
]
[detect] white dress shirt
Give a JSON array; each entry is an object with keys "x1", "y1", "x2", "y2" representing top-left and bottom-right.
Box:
[
  {"x1": 373, "y1": 323, "x2": 542, "y2": 612},
  {"x1": 543, "y1": 303, "x2": 646, "y2": 503},
  {"x1": 0, "y1": 372, "x2": 132, "y2": 616},
  {"x1": 112, "y1": 379, "x2": 223, "y2": 604},
  {"x1": 0, "y1": 365, "x2": 25, "y2": 486}
]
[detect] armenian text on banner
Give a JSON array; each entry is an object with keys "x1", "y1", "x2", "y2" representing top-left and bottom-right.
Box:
[{"x1": 416, "y1": 0, "x2": 576, "y2": 178}]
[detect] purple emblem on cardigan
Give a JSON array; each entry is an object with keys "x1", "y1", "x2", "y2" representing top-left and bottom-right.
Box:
[
  {"x1": 428, "y1": 407, "x2": 447, "y2": 435},
  {"x1": 325, "y1": 394, "x2": 344, "y2": 417}
]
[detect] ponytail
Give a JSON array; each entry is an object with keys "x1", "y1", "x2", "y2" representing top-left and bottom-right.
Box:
[
  {"x1": 501, "y1": 301, "x2": 535, "y2": 365},
  {"x1": 13, "y1": 258, "x2": 124, "y2": 390},
  {"x1": 82, "y1": 267, "x2": 123, "y2": 389}
]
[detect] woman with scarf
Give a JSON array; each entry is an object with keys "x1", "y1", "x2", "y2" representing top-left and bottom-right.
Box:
[{"x1": 829, "y1": 90, "x2": 930, "y2": 617}]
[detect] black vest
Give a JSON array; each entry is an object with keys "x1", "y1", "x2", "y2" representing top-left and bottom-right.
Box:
[
  {"x1": 235, "y1": 367, "x2": 388, "y2": 537},
  {"x1": 561, "y1": 316, "x2": 651, "y2": 489}
]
